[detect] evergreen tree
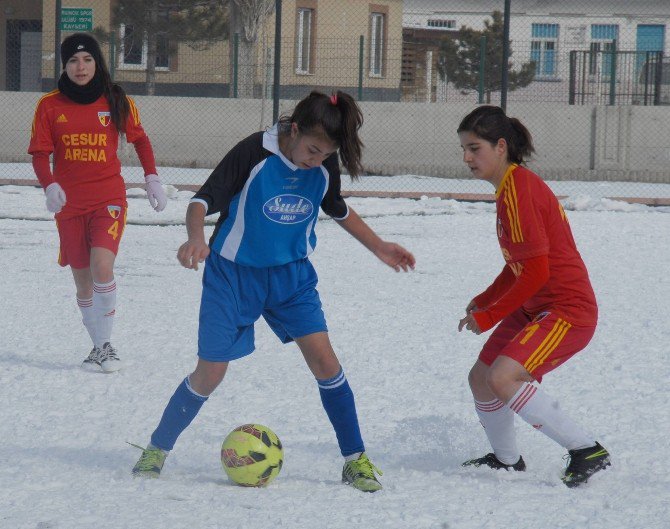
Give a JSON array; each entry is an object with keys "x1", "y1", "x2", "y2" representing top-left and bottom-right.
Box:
[{"x1": 437, "y1": 11, "x2": 535, "y2": 103}]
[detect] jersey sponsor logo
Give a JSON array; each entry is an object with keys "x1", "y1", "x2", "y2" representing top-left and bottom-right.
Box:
[
  {"x1": 497, "y1": 217, "x2": 504, "y2": 238},
  {"x1": 107, "y1": 205, "x2": 122, "y2": 219},
  {"x1": 263, "y1": 194, "x2": 313, "y2": 224},
  {"x1": 61, "y1": 133, "x2": 108, "y2": 162},
  {"x1": 98, "y1": 111, "x2": 111, "y2": 127},
  {"x1": 56, "y1": 113, "x2": 68, "y2": 123}
]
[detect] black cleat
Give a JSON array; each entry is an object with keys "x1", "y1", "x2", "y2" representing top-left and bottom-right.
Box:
[
  {"x1": 462, "y1": 453, "x2": 526, "y2": 471},
  {"x1": 562, "y1": 442, "x2": 610, "y2": 488}
]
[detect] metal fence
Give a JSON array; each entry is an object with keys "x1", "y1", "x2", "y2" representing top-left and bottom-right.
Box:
[{"x1": 1, "y1": 0, "x2": 669, "y2": 201}]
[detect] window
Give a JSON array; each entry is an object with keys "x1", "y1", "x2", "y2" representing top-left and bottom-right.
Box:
[
  {"x1": 589, "y1": 24, "x2": 618, "y2": 77},
  {"x1": 118, "y1": 24, "x2": 170, "y2": 70},
  {"x1": 370, "y1": 12, "x2": 385, "y2": 76},
  {"x1": 296, "y1": 8, "x2": 313, "y2": 74},
  {"x1": 427, "y1": 19, "x2": 456, "y2": 29},
  {"x1": 531, "y1": 23, "x2": 559, "y2": 78}
]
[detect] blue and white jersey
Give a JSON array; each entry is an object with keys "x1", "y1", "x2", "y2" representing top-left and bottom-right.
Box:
[{"x1": 191, "y1": 126, "x2": 349, "y2": 267}]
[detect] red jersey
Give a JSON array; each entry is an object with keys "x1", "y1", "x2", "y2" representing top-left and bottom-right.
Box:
[
  {"x1": 28, "y1": 90, "x2": 152, "y2": 219},
  {"x1": 480, "y1": 164, "x2": 597, "y2": 327}
]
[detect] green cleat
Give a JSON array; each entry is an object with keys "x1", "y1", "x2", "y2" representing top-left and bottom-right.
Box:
[
  {"x1": 342, "y1": 453, "x2": 383, "y2": 492},
  {"x1": 129, "y1": 443, "x2": 168, "y2": 478}
]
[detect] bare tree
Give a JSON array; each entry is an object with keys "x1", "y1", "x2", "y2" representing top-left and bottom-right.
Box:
[
  {"x1": 229, "y1": 0, "x2": 275, "y2": 98},
  {"x1": 103, "y1": 0, "x2": 229, "y2": 95}
]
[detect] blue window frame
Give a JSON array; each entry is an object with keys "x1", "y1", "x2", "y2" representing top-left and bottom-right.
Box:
[
  {"x1": 531, "y1": 23, "x2": 559, "y2": 78},
  {"x1": 590, "y1": 25, "x2": 619, "y2": 77}
]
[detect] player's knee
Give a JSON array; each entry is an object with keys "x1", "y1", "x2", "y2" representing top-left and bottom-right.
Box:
[{"x1": 485, "y1": 367, "x2": 511, "y2": 398}]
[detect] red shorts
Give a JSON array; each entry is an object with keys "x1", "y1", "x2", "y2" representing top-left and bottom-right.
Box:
[
  {"x1": 55, "y1": 204, "x2": 127, "y2": 268},
  {"x1": 479, "y1": 309, "x2": 596, "y2": 383}
]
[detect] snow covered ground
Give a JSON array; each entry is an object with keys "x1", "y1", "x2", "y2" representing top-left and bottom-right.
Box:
[{"x1": 0, "y1": 184, "x2": 668, "y2": 529}]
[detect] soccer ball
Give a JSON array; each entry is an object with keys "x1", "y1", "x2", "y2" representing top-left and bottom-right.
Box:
[{"x1": 221, "y1": 424, "x2": 283, "y2": 487}]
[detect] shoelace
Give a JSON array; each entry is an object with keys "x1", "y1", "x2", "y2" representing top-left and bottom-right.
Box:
[
  {"x1": 127, "y1": 442, "x2": 164, "y2": 470},
  {"x1": 100, "y1": 345, "x2": 119, "y2": 362},
  {"x1": 84, "y1": 347, "x2": 102, "y2": 363},
  {"x1": 353, "y1": 456, "x2": 383, "y2": 478}
]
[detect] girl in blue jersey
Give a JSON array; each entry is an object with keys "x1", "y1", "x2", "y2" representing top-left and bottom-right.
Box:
[{"x1": 132, "y1": 90, "x2": 415, "y2": 491}]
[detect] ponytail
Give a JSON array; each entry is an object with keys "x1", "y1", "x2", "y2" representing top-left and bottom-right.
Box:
[
  {"x1": 279, "y1": 90, "x2": 365, "y2": 178},
  {"x1": 457, "y1": 105, "x2": 535, "y2": 164}
]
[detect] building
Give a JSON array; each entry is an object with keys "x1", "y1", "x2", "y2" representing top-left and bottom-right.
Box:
[
  {"x1": 0, "y1": 0, "x2": 403, "y2": 101},
  {"x1": 402, "y1": 0, "x2": 670, "y2": 104}
]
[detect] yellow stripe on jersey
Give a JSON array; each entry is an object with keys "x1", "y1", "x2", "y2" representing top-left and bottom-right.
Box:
[
  {"x1": 524, "y1": 318, "x2": 571, "y2": 373},
  {"x1": 31, "y1": 89, "x2": 60, "y2": 138},
  {"x1": 127, "y1": 97, "x2": 140, "y2": 125},
  {"x1": 501, "y1": 172, "x2": 524, "y2": 243}
]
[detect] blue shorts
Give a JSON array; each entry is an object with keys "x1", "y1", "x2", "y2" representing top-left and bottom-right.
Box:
[{"x1": 197, "y1": 252, "x2": 328, "y2": 362}]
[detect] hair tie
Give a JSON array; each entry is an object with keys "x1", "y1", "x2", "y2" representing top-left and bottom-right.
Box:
[{"x1": 330, "y1": 93, "x2": 338, "y2": 105}]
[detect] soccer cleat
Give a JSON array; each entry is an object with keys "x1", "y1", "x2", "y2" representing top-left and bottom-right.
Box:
[
  {"x1": 462, "y1": 453, "x2": 526, "y2": 471},
  {"x1": 81, "y1": 346, "x2": 103, "y2": 371},
  {"x1": 342, "y1": 453, "x2": 383, "y2": 492},
  {"x1": 99, "y1": 342, "x2": 122, "y2": 373},
  {"x1": 130, "y1": 443, "x2": 168, "y2": 478},
  {"x1": 562, "y1": 442, "x2": 610, "y2": 488}
]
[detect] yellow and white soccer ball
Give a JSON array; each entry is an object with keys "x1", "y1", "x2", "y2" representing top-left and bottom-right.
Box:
[{"x1": 221, "y1": 424, "x2": 283, "y2": 487}]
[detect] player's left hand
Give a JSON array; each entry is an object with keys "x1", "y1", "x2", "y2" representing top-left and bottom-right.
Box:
[
  {"x1": 458, "y1": 313, "x2": 482, "y2": 335},
  {"x1": 375, "y1": 241, "x2": 416, "y2": 272},
  {"x1": 145, "y1": 174, "x2": 167, "y2": 212}
]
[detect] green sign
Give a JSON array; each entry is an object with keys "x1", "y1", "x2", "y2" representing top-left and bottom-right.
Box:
[{"x1": 60, "y1": 8, "x2": 93, "y2": 31}]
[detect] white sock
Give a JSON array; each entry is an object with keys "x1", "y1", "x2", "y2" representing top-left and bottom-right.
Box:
[
  {"x1": 344, "y1": 452, "x2": 362, "y2": 462},
  {"x1": 93, "y1": 279, "x2": 116, "y2": 348},
  {"x1": 77, "y1": 296, "x2": 95, "y2": 345},
  {"x1": 475, "y1": 398, "x2": 520, "y2": 465},
  {"x1": 508, "y1": 382, "x2": 594, "y2": 450}
]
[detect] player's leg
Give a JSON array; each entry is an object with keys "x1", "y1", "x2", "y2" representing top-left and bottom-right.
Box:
[
  {"x1": 489, "y1": 313, "x2": 610, "y2": 486},
  {"x1": 295, "y1": 332, "x2": 382, "y2": 492},
  {"x1": 463, "y1": 310, "x2": 528, "y2": 470},
  {"x1": 57, "y1": 214, "x2": 103, "y2": 368},
  {"x1": 87, "y1": 205, "x2": 126, "y2": 372},
  {"x1": 133, "y1": 254, "x2": 261, "y2": 478}
]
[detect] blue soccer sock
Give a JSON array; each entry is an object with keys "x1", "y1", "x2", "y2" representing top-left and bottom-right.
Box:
[
  {"x1": 150, "y1": 377, "x2": 209, "y2": 451},
  {"x1": 317, "y1": 368, "x2": 365, "y2": 457}
]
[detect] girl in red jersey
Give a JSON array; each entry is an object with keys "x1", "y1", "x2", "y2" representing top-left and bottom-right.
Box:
[
  {"x1": 28, "y1": 33, "x2": 167, "y2": 372},
  {"x1": 456, "y1": 106, "x2": 610, "y2": 487}
]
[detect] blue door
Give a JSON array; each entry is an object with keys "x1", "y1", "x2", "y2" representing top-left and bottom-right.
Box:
[{"x1": 636, "y1": 24, "x2": 665, "y2": 72}]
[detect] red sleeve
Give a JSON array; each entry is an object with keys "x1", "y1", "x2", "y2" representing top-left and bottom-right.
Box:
[
  {"x1": 31, "y1": 152, "x2": 54, "y2": 189},
  {"x1": 124, "y1": 96, "x2": 157, "y2": 176},
  {"x1": 28, "y1": 98, "x2": 54, "y2": 156},
  {"x1": 472, "y1": 254, "x2": 550, "y2": 332},
  {"x1": 473, "y1": 266, "x2": 516, "y2": 309},
  {"x1": 132, "y1": 135, "x2": 157, "y2": 176}
]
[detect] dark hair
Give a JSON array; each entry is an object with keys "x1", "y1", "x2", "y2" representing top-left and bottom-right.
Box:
[
  {"x1": 61, "y1": 33, "x2": 130, "y2": 133},
  {"x1": 278, "y1": 90, "x2": 364, "y2": 178},
  {"x1": 457, "y1": 105, "x2": 535, "y2": 164}
]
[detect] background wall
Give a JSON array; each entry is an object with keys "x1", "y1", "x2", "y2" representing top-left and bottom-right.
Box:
[{"x1": 3, "y1": 92, "x2": 670, "y2": 184}]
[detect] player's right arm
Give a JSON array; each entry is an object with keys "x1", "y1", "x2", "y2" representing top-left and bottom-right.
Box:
[
  {"x1": 28, "y1": 95, "x2": 56, "y2": 189},
  {"x1": 177, "y1": 201, "x2": 210, "y2": 270}
]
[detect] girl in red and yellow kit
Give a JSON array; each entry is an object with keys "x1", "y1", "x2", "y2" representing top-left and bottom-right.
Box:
[
  {"x1": 457, "y1": 106, "x2": 610, "y2": 488},
  {"x1": 28, "y1": 33, "x2": 167, "y2": 373}
]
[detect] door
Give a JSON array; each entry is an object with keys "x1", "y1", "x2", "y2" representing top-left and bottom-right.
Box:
[{"x1": 20, "y1": 31, "x2": 42, "y2": 91}]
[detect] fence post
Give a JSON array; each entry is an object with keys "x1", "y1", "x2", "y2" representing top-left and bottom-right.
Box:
[
  {"x1": 479, "y1": 35, "x2": 486, "y2": 104},
  {"x1": 358, "y1": 35, "x2": 364, "y2": 101},
  {"x1": 54, "y1": 0, "x2": 62, "y2": 85},
  {"x1": 609, "y1": 39, "x2": 617, "y2": 105},
  {"x1": 233, "y1": 32, "x2": 239, "y2": 98},
  {"x1": 653, "y1": 51, "x2": 662, "y2": 106},
  {"x1": 110, "y1": 31, "x2": 116, "y2": 81},
  {"x1": 272, "y1": 0, "x2": 282, "y2": 123},
  {"x1": 568, "y1": 50, "x2": 575, "y2": 105}
]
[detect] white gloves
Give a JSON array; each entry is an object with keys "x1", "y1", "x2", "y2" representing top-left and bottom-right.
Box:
[
  {"x1": 145, "y1": 174, "x2": 167, "y2": 212},
  {"x1": 45, "y1": 183, "x2": 66, "y2": 213}
]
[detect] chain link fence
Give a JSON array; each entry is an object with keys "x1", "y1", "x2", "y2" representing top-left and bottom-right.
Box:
[{"x1": 1, "y1": 0, "x2": 669, "y2": 202}]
